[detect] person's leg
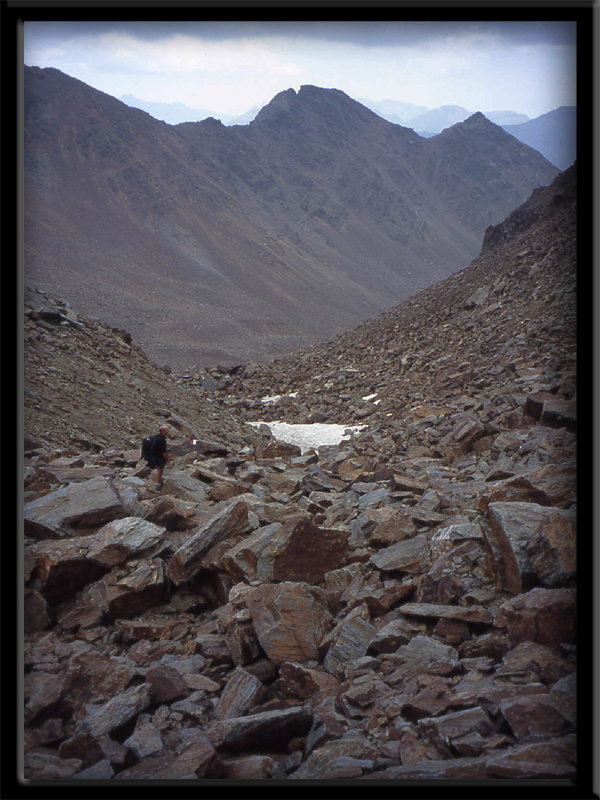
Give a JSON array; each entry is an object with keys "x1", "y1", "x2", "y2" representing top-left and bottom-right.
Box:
[{"x1": 154, "y1": 455, "x2": 166, "y2": 487}]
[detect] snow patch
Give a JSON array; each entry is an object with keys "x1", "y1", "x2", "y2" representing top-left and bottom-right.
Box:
[
  {"x1": 248, "y1": 421, "x2": 366, "y2": 453},
  {"x1": 260, "y1": 392, "x2": 298, "y2": 404}
]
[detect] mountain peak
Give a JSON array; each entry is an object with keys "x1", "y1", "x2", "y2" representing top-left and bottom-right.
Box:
[{"x1": 253, "y1": 84, "x2": 381, "y2": 129}]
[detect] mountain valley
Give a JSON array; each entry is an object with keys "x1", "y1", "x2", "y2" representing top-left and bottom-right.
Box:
[
  {"x1": 22, "y1": 164, "x2": 580, "y2": 782},
  {"x1": 25, "y1": 67, "x2": 560, "y2": 369}
]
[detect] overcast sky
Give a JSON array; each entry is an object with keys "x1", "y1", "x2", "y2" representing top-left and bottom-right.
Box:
[{"x1": 24, "y1": 20, "x2": 577, "y2": 119}]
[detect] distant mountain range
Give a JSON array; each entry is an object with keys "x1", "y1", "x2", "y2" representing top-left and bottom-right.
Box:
[
  {"x1": 120, "y1": 94, "x2": 261, "y2": 126},
  {"x1": 363, "y1": 100, "x2": 530, "y2": 131},
  {"x1": 502, "y1": 107, "x2": 577, "y2": 171},
  {"x1": 121, "y1": 93, "x2": 576, "y2": 171},
  {"x1": 25, "y1": 67, "x2": 559, "y2": 368}
]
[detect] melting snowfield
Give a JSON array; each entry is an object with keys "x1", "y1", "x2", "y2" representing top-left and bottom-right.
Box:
[{"x1": 248, "y1": 421, "x2": 366, "y2": 453}]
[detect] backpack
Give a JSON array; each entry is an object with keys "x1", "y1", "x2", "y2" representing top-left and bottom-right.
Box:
[{"x1": 141, "y1": 434, "x2": 161, "y2": 464}]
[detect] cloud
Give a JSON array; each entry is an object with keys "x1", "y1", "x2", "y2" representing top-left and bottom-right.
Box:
[
  {"x1": 24, "y1": 20, "x2": 577, "y2": 48},
  {"x1": 97, "y1": 32, "x2": 304, "y2": 76},
  {"x1": 23, "y1": 20, "x2": 577, "y2": 118}
]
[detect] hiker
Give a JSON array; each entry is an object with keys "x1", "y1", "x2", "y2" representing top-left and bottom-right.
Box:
[{"x1": 142, "y1": 425, "x2": 171, "y2": 489}]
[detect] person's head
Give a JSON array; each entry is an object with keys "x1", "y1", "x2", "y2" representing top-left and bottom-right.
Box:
[{"x1": 159, "y1": 425, "x2": 169, "y2": 437}]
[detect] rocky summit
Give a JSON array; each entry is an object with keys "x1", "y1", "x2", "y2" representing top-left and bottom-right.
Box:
[{"x1": 22, "y1": 166, "x2": 577, "y2": 781}]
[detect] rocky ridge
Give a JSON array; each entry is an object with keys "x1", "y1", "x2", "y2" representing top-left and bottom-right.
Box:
[
  {"x1": 22, "y1": 167, "x2": 577, "y2": 781},
  {"x1": 23, "y1": 285, "x2": 251, "y2": 454}
]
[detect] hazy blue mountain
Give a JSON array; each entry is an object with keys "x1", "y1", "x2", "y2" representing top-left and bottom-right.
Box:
[
  {"x1": 484, "y1": 110, "x2": 529, "y2": 126},
  {"x1": 502, "y1": 107, "x2": 576, "y2": 170},
  {"x1": 357, "y1": 97, "x2": 430, "y2": 125},
  {"x1": 119, "y1": 94, "x2": 233, "y2": 125},
  {"x1": 362, "y1": 100, "x2": 530, "y2": 134},
  {"x1": 411, "y1": 104, "x2": 472, "y2": 133},
  {"x1": 227, "y1": 106, "x2": 262, "y2": 126}
]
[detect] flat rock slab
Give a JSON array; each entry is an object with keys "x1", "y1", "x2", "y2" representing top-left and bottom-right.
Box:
[
  {"x1": 499, "y1": 693, "x2": 574, "y2": 740},
  {"x1": 118, "y1": 733, "x2": 218, "y2": 779},
  {"x1": 85, "y1": 517, "x2": 166, "y2": 566},
  {"x1": 74, "y1": 684, "x2": 152, "y2": 738},
  {"x1": 167, "y1": 499, "x2": 249, "y2": 585},
  {"x1": 207, "y1": 706, "x2": 312, "y2": 753},
  {"x1": 24, "y1": 476, "x2": 126, "y2": 538},
  {"x1": 399, "y1": 602, "x2": 492, "y2": 624},
  {"x1": 324, "y1": 606, "x2": 376, "y2": 677},
  {"x1": 288, "y1": 737, "x2": 379, "y2": 780},
  {"x1": 370, "y1": 534, "x2": 429, "y2": 573}
]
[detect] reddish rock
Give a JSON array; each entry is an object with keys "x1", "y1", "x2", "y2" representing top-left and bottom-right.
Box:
[
  {"x1": 526, "y1": 511, "x2": 576, "y2": 586},
  {"x1": 256, "y1": 440, "x2": 302, "y2": 459},
  {"x1": 497, "y1": 588, "x2": 576, "y2": 649},
  {"x1": 401, "y1": 678, "x2": 457, "y2": 721},
  {"x1": 271, "y1": 518, "x2": 350, "y2": 583},
  {"x1": 215, "y1": 667, "x2": 264, "y2": 720},
  {"x1": 494, "y1": 641, "x2": 575, "y2": 685},
  {"x1": 324, "y1": 604, "x2": 376, "y2": 677},
  {"x1": 167, "y1": 499, "x2": 250, "y2": 585},
  {"x1": 499, "y1": 693, "x2": 574, "y2": 740},
  {"x1": 207, "y1": 706, "x2": 313, "y2": 753},
  {"x1": 400, "y1": 602, "x2": 492, "y2": 625},
  {"x1": 85, "y1": 558, "x2": 169, "y2": 621},
  {"x1": 24, "y1": 588, "x2": 51, "y2": 633},
  {"x1": 58, "y1": 733, "x2": 103, "y2": 769},
  {"x1": 370, "y1": 534, "x2": 429, "y2": 574},
  {"x1": 482, "y1": 502, "x2": 573, "y2": 594},
  {"x1": 145, "y1": 664, "x2": 190, "y2": 703},
  {"x1": 221, "y1": 755, "x2": 285, "y2": 779},
  {"x1": 119, "y1": 733, "x2": 219, "y2": 779},
  {"x1": 277, "y1": 662, "x2": 340, "y2": 700},
  {"x1": 246, "y1": 582, "x2": 333, "y2": 665},
  {"x1": 116, "y1": 617, "x2": 183, "y2": 643},
  {"x1": 63, "y1": 649, "x2": 136, "y2": 716}
]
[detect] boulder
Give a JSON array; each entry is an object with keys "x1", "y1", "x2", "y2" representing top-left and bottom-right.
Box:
[
  {"x1": 496, "y1": 588, "x2": 576, "y2": 649},
  {"x1": 74, "y1": 684, "x2": 152, "y2": 738},
  {"x1": 207, "y1": 706, "x2": 313, "y2": 753},
  {"x1": 215, "y1": 667, "x2": 264, "y2": 720},
  {"x1": 221, "y1": 516, "x2": 350, "y2": 584},
  {"x1": 370, "y1": 534, "x2": 429, "y2": 573},
  {"x1": 28, "y1": 517, "x2": 166, "y2": 604},
  {"x1": 499, "y1": 694, "x2": 574, "y2": 740},
  {"x1": 526, "y1": 511, "x2": 576, "y2": 586},
  {"x1": 85, "y1": 559, "x2": 169, "y2": 621},
  {"x1": 399, "y1": 602, "x2": 492, "y2": 625},
  {"x1": 167, "y1": 499, "x2": 250, "y2": 585},
  {"x1": 118, "y1": 733, "x2": 219, "y2": 779},
  {"x1": 145, "y1": 664, "x2": 190, "y2": 704},
  {"x1": 246, "y1": 582, "x2": 333, "y2": 664},
  {"x1": 85, "y1": 517, "x2": 166, "y2": 567},
  {"x1": 481, "y1": 502, "x2": 574, "y2": 593},
  {"x1": 324, "y1": 604, "x2": 376, "y2": 678},
  {"x1": 24, "y1": 476, "x2": 126, "y2": 538}
]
